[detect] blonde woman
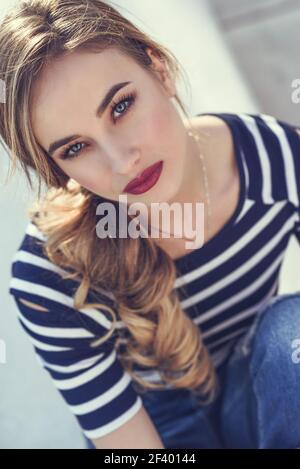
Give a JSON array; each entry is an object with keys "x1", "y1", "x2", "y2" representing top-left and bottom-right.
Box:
[{"x1": 2, "y1": 0, "x2": 300, "y2": 449}]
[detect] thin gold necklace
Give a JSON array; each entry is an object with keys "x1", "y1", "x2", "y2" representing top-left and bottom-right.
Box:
[
  {"x1": 187, "y1": 124, "x2": 212, "y2": 241},
  {"x1": 152, "y1": 123, "x2": 212, "y2": 242}
]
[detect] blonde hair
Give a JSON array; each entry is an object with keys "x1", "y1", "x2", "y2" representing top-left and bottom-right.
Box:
[{"x1": 0, "y1": 0, "x2": 219, "y2": 403}]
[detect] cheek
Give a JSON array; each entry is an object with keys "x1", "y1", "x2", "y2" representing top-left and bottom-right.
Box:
[
  {"x1": 67, "y1": 161, "x2": 112, "y2": 195},
  {"x1": 149, "y1": 105, "x2": 172, "y2": 139},
  {"x1": 147, "y1": 106, "x2": 185, "y2": 163}
]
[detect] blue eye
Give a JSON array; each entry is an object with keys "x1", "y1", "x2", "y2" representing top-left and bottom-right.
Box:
[
  {"x1": 60, "y1": 91, "x2": 136, "y2": 161},
  {"x1": 60, "y1": 141, "x2": 87, "y2": 160},
  {"x1": 110, "y1": 91, "x2": 136, "y2": 123}
]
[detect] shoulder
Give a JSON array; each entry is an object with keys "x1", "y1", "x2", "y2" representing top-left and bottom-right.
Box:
[
  {"x1": 227, "y1": 112, "x2": 300, "y2": 205},
  {"x1": 192, "y1": 114, "x2": 236, "y2": 196},
  {"x1": 193, "y1": 114, "x2": 234, "y2": 150},
  {"x1": 10, "y1": 220, "x2": 65, "y2": 300},
  {"x1": 9, "y1": 220, "x2": 117, "y2": 333},
  {"x1": 195, "y1": 112, "x2": 300, "y2": 206}
]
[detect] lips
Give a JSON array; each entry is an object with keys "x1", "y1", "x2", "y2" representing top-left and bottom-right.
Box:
[{"x1": 123, "y1": 161, "x2": 163, "y2": 194}]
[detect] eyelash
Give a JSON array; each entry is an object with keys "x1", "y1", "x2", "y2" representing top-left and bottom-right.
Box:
[{"x1": 60, "y1": 91, "x2": 137, "y2": 161}]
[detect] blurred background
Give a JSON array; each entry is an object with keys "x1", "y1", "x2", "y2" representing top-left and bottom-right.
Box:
[{"x1": 1, "y1": 0, "x2": 299, "y2": 449}]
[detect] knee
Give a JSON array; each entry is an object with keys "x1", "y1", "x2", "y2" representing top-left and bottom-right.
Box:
[{"x1": 251, "y1": 293, "x2": 300, "y2": 373}]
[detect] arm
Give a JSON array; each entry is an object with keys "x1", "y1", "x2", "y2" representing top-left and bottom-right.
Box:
[
  {"x1": 92, "y1": 405, "x2": 165, "y2": 449},
  {"x1": 18, "y1": 299, "x2": 165, "y2": 450}
]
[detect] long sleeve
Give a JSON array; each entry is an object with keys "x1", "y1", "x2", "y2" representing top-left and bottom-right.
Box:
[
  {"x1": 9, "y1": 293, "x2": 143, "y2": 440},
  {"x1": 8, "y1": 224, "x2": 143, "y2": 440}
]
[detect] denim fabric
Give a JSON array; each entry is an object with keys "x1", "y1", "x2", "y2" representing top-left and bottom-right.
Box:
[
  {"x1": 84, "y1": 435, "x2": 96, "y2": 449},
  {"x1": 83, "y1": 293, "x2": 300, "y2": 449}
]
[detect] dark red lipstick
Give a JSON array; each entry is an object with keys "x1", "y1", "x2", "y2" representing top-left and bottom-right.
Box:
[{"x1": 123, "y1": 161, "x2": 164, "y2": 195}]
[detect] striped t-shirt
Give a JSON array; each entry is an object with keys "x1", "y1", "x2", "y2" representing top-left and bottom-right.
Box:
[{"x1": 8, "y1": 112, "x2": 300, "y2": 440}]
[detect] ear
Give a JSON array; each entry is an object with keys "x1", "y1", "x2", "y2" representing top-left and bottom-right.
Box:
[{"x1": 145, "y1": 47, "x2": 176, "y2": 98}]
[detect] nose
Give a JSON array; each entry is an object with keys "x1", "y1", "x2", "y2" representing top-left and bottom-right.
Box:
[{"x1": 111, "y1": 151, "x2": 141, "y2": 177}]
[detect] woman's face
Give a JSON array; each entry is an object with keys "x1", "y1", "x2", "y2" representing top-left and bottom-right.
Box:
[{"x1": 30, "y1": 47, "x2": 190, "y2": 207}]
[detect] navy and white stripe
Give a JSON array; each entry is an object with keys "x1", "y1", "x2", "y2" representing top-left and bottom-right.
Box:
[{"x1": 8, "y1": 112, "x2": 300, "y2": 440}]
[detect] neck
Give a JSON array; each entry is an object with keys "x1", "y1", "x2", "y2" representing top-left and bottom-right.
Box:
[{"x1": 148, "y1": 119, "x2": 210, "y2": 238}]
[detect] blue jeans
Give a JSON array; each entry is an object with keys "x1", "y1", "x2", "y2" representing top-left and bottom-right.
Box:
[{"x1": 83, "y1": 293, "x2": 300, "y2": 449}]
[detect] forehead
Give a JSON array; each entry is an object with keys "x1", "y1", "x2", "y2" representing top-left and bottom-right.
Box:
[{"x1": 30, "y1": 47, "x2": 142, "y2": 148}]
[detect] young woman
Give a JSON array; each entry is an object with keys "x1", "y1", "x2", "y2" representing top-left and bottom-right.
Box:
[{"x1": 2, "y1": 0, "x2": 300, "y2": 449}]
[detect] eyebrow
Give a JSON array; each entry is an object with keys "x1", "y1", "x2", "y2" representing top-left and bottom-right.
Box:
[{"x1": 47, "y1": 81, "x2": 132, "y2": 156}]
